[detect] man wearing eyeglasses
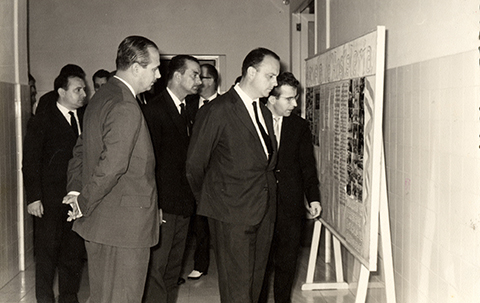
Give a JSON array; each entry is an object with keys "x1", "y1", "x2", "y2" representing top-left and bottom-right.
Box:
[
  {"x1": 184, "y1": 63, "x2": 220, "y2": 281},
  {"x1": 259, "y1": 72, "x2": 322, "y2": 303},
  {"x1": 142, "y1": 55, "x2": 202, "y2": 303}
]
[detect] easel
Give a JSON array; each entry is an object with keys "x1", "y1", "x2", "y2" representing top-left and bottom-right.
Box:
[{"x1": 302, "y1": 145, "x2": 396, "y2": 303}]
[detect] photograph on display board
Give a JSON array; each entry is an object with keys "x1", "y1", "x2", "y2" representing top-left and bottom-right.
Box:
[
  {"x1": 346, "y1": 77, "x2": 365, "y2": 202},
  {"x1": 304, "y1": 27, "x2": 385, "y2": 268}
]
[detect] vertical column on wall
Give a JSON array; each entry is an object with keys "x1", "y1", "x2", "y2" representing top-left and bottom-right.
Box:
[
  {"x1": 326, "y1": 0, "x2": 330, "y2": 49},
  {"x1": 323, "y1": 0, "x2": 332, "y2": 264},
  {"x1": 314, "y1": 0, "x2": 318, "y2": 54},
  {"x1": 13, "y1": 0, "x2": 25, "y2": 271}
]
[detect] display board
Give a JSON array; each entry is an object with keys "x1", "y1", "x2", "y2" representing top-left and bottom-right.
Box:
[{"x1": 305, "y1": 27, "x2": 385, "y2": 270}]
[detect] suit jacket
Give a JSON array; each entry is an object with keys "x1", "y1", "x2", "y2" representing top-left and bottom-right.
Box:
[
  {"x1": 22, "y1": 102, "x2": 85, "y2": 209},
  {"x1": 35, "y1": 90, "x2": 57, "y2": 115},
  {"x1": 185, "y1": 93, "x2": 220, "y2": 130},
  {"x1": 67, "y1": 77, "x2": 159, "y2": 248},
  {"x1": 186, "y1": 87, "x2": 277, "y2": 225},
  {"x1": 276, "y1": 114, "x2": 320, "y2": 218},
  {"x1": 142, "y1": 89, "x2": 195, "y2": 216}
]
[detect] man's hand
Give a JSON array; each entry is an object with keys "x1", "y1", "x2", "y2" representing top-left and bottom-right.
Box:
[
  {"x1": 62, "y1": 194, "x2": 83, "y2": 221},
  {"x1": 27, "y1": 200, "x2": 44, "y2": 218},
  {"x1": 159, "y1": 208, "x2": 165, "y2": 225},
  {"x1": 306, "y1": 201, "x2": 322, "y2": 219}
]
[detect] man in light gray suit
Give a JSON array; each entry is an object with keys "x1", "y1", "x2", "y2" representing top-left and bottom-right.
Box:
[{"x1": 63, "y1": 35, "x2": 161, "y2": 303}]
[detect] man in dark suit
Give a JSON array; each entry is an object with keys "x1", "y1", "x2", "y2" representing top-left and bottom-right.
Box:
[
  {"x1": 35, "y1": 64, "x2": 86, "y2": 115},
  {"x1": 259, "y1": 72, "x2": 322, "y2": 303},
  {"x1": 142, "y1": 55, "x2": 202, "y2": 303},
  {"x1": 186, "y1": 48, "x2": 280, "y2": 303},
  {"x1": 63, "y1": 36, "x2": 161, "y2": 303},
  {"x1": 184, "y1": 63, "x2": 220, "y2": 280},
  {"x1": 23, "y1": 68, "x2": 87, "y2": 303}
]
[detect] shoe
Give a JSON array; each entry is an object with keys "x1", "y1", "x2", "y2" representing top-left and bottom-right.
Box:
[
  {"x1": 177, "y1": 277, "x2": 186, "y2": 285},
  {"x1": 187, "y1": 270, "x2": 206, "y2": 279}
]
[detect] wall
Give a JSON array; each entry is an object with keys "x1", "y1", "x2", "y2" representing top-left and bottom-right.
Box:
[
  {"x1": 29, "y1": 0, "x2": 291, "y2": 97},
  {"x1": 24, "y1": 0, "x2": 480, "y2": 301},
  {"x1": 0, "y1": 0, "x2": 33, "y2": 290},
  {"x1": 290, "y1": 0, "x2": 480, "y2": 302}
]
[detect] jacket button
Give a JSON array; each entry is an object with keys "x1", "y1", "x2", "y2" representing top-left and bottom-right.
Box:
[
  {"x1": 276, "y1": 180, "x2": 279, "y2": 184},
  {"x1": 275, "y1": 169, "x2": 280, "y2": 173}
]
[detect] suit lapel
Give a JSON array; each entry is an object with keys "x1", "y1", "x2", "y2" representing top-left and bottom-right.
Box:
[
  {"x1": 51, "y1": 104, "x2": 77, "y2": 138},
  {"x1": 278, "y1": 115, "x2": 292, "y2": 154},
  {"x1": 260, "y1": 102, "x2": 276, "y2": 152},
  {"x1": 186, "y1": 95, "x2": 200, "y2": 124},
  {"x1": 162, "y1": 90, "x2": 189, "y2": 138},
  {"x1": 228, "y1": 89, "x2": 269, "y2": 161},
  {"x1": 260, "y1": 102, "x2": 277, "y2": 167}
]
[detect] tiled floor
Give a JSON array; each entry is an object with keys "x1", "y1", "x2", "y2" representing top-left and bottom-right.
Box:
[{"x1": 0, "y1": 234, "x2": 357, "y2": 303}]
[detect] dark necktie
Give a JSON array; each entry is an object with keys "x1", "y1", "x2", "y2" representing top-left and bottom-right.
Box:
[
  {"x1": 180, "y1": 102, "x2": 190, "y2": 136},
  {"x1": 69, "y1": 111, "x2": 79, "y2": 137},
  {"x1": 203, "y1": 99, "x2": 209, "y2": 105},
  {"x1": 180, "y1": 102, "x2": 187, "y2": 121},
  {"x1": 252, "y1": 101, "x2": 273, "y2": 158}
]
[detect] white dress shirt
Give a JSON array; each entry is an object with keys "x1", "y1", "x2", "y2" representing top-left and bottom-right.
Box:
[{"x1": 57, "y1": 102, "x2": 81, "y2": 136}]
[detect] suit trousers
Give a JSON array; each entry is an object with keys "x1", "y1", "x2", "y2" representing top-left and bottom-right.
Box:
[
  {"x1": 34, "y1": 207, "x2": 85, "y2": 303},
  {"x1": 85, "y1": 241, "x2": 150, "y2": 303},
  {"x1": 258, "y1": 213, "x2": 303, "y2": 303},
  {"x1": 209, "y1": 216, "x2": 275, "y2": 303},
  {"x1": 192, "y1": 214, "x2": 210, "y2": 273},
  {"x1": 143, "y1": 212, "x2": 190, "y2": 303}
]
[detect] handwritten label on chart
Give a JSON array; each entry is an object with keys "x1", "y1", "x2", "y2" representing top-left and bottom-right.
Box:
[{"x1": 306, "y1": 34, "x2": 377, "y2": 87}]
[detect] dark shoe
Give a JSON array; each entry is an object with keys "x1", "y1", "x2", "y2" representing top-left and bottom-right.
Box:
[{"x1": 177, "y1": 277, "x2": 186, "y2": 285}]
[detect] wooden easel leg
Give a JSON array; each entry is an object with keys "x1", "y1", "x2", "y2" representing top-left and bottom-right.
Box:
[
  {"x1": 302, "y1": 222, "x2": 349, "y2": 291},
  {"x1": 333, "y1": 236, "x2": 344, "y2": 283},
  {"x1": 305, "y1": 220, "x2": 322, "y2": 283},
  {"x1": 325, "y1": 228, "x2": 332, "y2": 263},
  {"x1": 380, "y1": 147, "x2": 397, "y2": 303},
  {"x1": 355, "y1": 264, "x2": 370, "y2": 303}
]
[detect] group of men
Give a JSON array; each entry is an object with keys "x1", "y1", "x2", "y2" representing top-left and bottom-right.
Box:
[{"x1": 23, "y1": 35, "x2": 322, "y2": 303}]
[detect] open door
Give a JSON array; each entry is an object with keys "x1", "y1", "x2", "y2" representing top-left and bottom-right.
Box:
[{"x1": 291, "y1": 8, "x2": 315, "y2": 117}]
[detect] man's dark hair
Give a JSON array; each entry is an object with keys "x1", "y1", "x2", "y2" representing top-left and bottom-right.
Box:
[
  {"x1": 201, "y1": 63, "x2": 219, "y2": 88},
  {"x1": 53, "y1": 67, "x2": 85, "y2": 93},
  {"x1": 241, "y1": 47, "x2": 280, "y2": 77},
  {"x1": 269, "y1": 72, "x2": 300, "y2": 98},
  {"x1": 166, "y1": 55, "x2": 200, "y2": 82},
  {"x1": 116, "y1": 36, "x2": 159, "y2": 71},
  {"x1": 59, "y1": 64, "x2": 86, "y2": 79},
  {"x1": 92, "y1": 69, "x2": 111, "y2": 82}
]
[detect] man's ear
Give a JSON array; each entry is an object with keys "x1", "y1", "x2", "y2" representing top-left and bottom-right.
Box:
[
  {"x1": 267, "y1": 95, "x2": 276, "y2": 105},
  {"x1": 247, "y1": 66, "x2": 257, "y2": 79},
  {"x1": 57, "y1": 87, "x2": 66, "y2": 98},
  {"x1": 173, "y1": 70, "x2": 182, "y2": 83},
  {"x1": 131, "y1": 62, "x2": 141, "y2": 77}
]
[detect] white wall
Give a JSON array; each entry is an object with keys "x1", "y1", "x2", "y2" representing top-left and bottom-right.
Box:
[
  {"x1": 29, "y1": 0, "x2": 291, "y2": 97},
  {"x1": 27, "y1": 0, "x2": 480, "y2": 301},
  {"x1": 0, "y1": 0, "x2": 32, "y2": 289},
  {"x1": 289, "y1": 0, "x2": 480, "y2": 302}
]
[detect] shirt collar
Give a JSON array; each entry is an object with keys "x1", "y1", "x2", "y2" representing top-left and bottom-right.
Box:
[
  {"x1": 56, "y1": 102, "x2": 74, "y2": 117},
  {"x1": 200, "y1": 92, "x2": 218, "y2": 103},
  {"x1": 167, "y1": 87, "x2": 185, "y2": 112},
  {"x1": 234, "y1": 84, "x2": 256, "y2": 105}
]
